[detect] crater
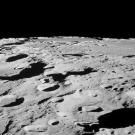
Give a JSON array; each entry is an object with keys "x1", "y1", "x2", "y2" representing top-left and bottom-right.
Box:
[
  {"x1": 98, "y1": 108, "x2": 135, "y2": 128},
  {"x1": 62, "y1": 53, "x2": 84, "y2": 57},
  {"x1": 48, "y1": 119, "x2": 60, "y2": 126},
  {"x1": 47, "y1": 67, "x2": 97, "y2": 83},
  {"x1": 4, "y1": 97, "x2": 24, "y2": 107},
  {"x1": 6, "y1": 54, "x2": 28, "y2": 62},
  {"x1": 123, "y1": 55, "x2": 135, "y2": 58},
  {"x1": 75, "y1": 108, "x2": 135, "y2": 134},
  {"x1": 0, "y1": 62, "x2": 46, "y2": 81}
]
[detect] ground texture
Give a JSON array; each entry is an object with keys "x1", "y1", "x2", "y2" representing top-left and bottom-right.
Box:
[{"x1": 0, "y1": 37, "x2": 135, "y2": 135}]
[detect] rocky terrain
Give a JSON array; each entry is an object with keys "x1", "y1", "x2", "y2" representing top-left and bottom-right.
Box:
[{"x1": 0, "y1": 37, "x2": 135, "y2": 135}]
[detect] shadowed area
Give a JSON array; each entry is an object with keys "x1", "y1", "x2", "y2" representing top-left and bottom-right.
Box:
[
  {"x1": 0, "y1": 62, "x2": 46, "y2": 81},
  {"x1": 38, "y1": 97, "x2": 51, "y2": 104},
  {"x1": 47, "y1": 73, "x2": 65, "y2": 82},
  {"x1": 98, "y1": 108, "x2": 135, "y2": 128},
  {"x1": 76, "y1": 123, "x2": 99, "y2": 134},
  {"x1": 47, "y1": 67, "x2": 97, "y2": 82},
  {"x1": 76, "y1": 108, "x2": 135, "y2": 134},
  {"x1": 6, "y1": 54, "x2": 28, "y2": 62},
  {"x1": 4, "y1": 97, "x2": 24, "y2": 107},
  {"x1": 123, "y1": 55, "x2": 135, "y2": 58},
  {"x1": 43, "y1": 84, "x2": 60, "y2": 92},
  {"x1": 67, "y1": 67, "x2": 97, "y2": 76},
  {"x1": 2, "y1": 120, "x2": 13, "y2": 134},
  {"x1": 62, "y1": 53, "x2": 84, "y2": 57}
]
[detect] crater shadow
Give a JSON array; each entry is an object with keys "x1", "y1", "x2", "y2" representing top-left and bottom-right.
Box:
[
  {"x1": 0, "y1": 62, "x2": 46, "y2": 81},
  {"x1": 76, "y1": 108, "x2": 135, "y2": 134},
  {"x1": 62, "y1": 53, "x2": 84, "y2": 57},
  {"x1": 43, "y1": 84, "x2": 60, "y2": 92},
  {"x1": 67, "y1": 67, "x2": 97, "y2": 76},
  {"x1": 76, "y1": 123, "x2": 99, "y2": 134},
  {"x1": 6, "y1": 54, "x2": 28, "y2": 62},
  {"x1": 123, "y1": 55, "x2": 135, "y2": 58},
  {"x1": 4, "y1": 97, "x2": 24, "y2": 107},
  {"x1": 47, "y1": 73, "x2": 65, "y2": 82},
  {"x1": 47, "y1": 67, "x2": 97, "y2": 83},
  {"x1": 98, "y1": 108, "x2": 135, "y2": 128}
]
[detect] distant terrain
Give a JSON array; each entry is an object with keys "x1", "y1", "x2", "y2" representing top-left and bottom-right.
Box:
[{"x1": 0, "y1": 37, "x2": 135, "y2": 135}]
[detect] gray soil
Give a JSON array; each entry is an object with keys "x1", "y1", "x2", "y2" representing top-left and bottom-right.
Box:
[{"x1": 0, "y1": 37, "x2": 135, "y2": 135}]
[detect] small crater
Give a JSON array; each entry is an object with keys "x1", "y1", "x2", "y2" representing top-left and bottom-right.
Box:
[
  {"x1": 47, "y1": 67, "x2": 97, "y2": 83},
  {"x1": 6, "y1": 54, "x2": 28, "y2": 62},
  {"x1": 44, "y1": 78, "x2": 50, "y2": 83},
  {"x1": 67, "y1": 67, "x2": 97, "y2": 76},
  {"x1": 38, "y1": 97, "x2": 51, "y2": 104},
  {"x1": 40, "y1": 78, "x2": 50, "y2": 83},
  {"x1": 43, "y1": 84, "x2": 60, "y2": 92},
  {"x1": 47, "y1": 73, "x2": 65, "y2": 82},
  {"x1": 90, "y1": 107, "x2": 103, "y2": 112},
  {"x1": 76, "y1": 123, "x2": 99, "y2": 134},
  {"x1": 51, "y1": 97, "x2": 64, "y2": 103},
  {"x1": 104, "y1": 85, "x2": 113, "y2": 89},
  {"x1": 123, "y1": 55, "x2": 135, "y2": 58},
  {"x1": 48, "y1": 119, "x2": 60, "y2": 126},
  {"x1": 0, "y1": 62, "x2": 46, "y2": 80},
  {"x1": 62, "y1": 53, "x2": 84, "y2": 57},
  {"x1": 4, "y1": 97, "x2": 24, "y2": 107},
  {"x1": 78, "y1": 107, "x2": 83, "y2": 111},
  {"x1": 118, "y1": 87, "x2": 124, "y2": 92},
  {"x1": 51, "y1": 121, "x2": 59, "y2": 126}
]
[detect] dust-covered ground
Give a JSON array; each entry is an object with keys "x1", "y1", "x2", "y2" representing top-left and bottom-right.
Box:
[{"x1": 0, "y1": 37, "x2": 135, "y2": 135}]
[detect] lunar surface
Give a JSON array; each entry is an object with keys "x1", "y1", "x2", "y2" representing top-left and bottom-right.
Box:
[{"x1": 0, "y1": 37, "x2": 135, "y2": 135}]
